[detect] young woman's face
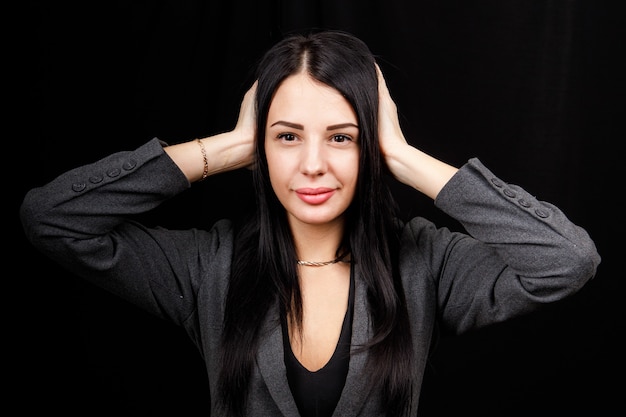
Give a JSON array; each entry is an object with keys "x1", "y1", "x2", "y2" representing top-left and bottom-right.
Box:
[{"x1": 265, "y1": 72, "x2": 360, "y2": 228}]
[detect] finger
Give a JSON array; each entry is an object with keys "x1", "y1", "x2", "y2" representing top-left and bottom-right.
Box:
[{"x1": 375, "y1": 64, "x2": 390, "y2": 95}]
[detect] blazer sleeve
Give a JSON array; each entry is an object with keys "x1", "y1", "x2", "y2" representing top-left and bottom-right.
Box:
[
  {"x1": 404, "y1": 157, "x2": 601, "y2": 334},
  {"x1": 19, "y1": 138, "x2": 234, "y2": 325}
]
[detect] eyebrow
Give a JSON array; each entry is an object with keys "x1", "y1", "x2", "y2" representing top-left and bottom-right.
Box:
[
  {"x1": 269, "y1": 121, "x2": 359, "y2": 131},
  {"x1": 270, "y1": 121, "x2": 303, "y2": 130},
  {"x1": 326, "y1": 123, "x2": 359, "y2": 131}
]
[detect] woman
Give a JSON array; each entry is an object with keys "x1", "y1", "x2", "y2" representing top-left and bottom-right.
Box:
[{"x1": 20, "y1": 30, "x2": 600, "y2": 416}]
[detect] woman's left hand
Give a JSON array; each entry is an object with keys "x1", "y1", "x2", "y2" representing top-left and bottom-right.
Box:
[
  {"x1": 376, "y1": 64, "x2": 458, "y2": 198},
  {"x1": 376, "y1": 65, "x2": 411, "y2": 179}
]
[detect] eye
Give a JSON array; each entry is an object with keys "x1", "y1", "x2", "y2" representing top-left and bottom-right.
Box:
[
  {"x1": 331, "y1": 134, "x2": 353, "y2": 143},
  {"x1": 277, "y1": 133, "x2": 297, "y2": 142}
]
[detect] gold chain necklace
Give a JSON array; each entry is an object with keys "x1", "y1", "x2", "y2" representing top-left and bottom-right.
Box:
[{"x1": 297, "y1": 252, "x2": 350, "y2": 267}]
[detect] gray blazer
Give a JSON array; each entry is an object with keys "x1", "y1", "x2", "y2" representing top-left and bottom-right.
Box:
[{"x1": 20, "y1": 138, "x2": 600, "y2": 416}]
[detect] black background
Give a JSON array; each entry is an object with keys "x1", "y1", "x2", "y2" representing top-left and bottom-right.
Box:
[{"x1": 14, "y1": 1, "x2": 623, "y2": 415}]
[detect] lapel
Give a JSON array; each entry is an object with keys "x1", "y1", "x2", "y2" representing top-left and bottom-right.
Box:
[
  {"x1": 331, "y1": 272, "x2": 373, "y2": 416},
  {"x1": 256, "y1": 307, "x2": 300, "y2": 416},
  {"x1": 256, "y1": 270, "x2": 374, "y2": 417}
]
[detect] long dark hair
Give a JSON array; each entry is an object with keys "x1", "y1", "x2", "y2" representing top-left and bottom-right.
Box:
[{"x1": 219, "y1": 30, "x2": 414, "y2": 416}]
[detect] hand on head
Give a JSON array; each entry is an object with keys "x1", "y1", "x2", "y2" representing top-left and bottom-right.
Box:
[
  {"x1": 234, "y1": 81, "x2": 258, "y2": 170},
  {"x1": 376, "y1": 65, "x2": 410, "y2": 172}
]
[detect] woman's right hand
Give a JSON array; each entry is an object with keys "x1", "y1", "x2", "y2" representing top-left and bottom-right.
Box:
[
  {"x1": 164, "y1": 82, "x2": 258, "y2": 181},
  {"x1": 232, "y1": 81, "x2": 258, "y2": 170}
]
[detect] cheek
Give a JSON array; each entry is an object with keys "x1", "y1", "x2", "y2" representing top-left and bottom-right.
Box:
[
  {"x1": 265, "y1": 148, "x2": 290, "y2": 189},
  {"x1": 341, "y1": 153, "x2": 360, "y2": 187}
]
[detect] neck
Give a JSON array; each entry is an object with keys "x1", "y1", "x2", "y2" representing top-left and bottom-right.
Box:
[{"x1": 289, "y1": 217, "x2": 345, "y2": 263}]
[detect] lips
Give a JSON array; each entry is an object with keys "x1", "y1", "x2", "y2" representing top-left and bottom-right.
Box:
[{"x1": 295, "y1": 187, "x2": 335, "y2": 205}]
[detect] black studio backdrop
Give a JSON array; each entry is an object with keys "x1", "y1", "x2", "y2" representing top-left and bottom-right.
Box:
[{"x1": 16, "y1": 0, "x2": 622, "y2": 416}]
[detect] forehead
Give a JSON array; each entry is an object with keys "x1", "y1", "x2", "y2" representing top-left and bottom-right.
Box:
[{"x1": 267, "y1": 73, "x2": 357, "y2": 125}]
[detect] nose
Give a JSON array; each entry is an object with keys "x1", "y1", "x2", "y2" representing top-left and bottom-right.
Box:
[{"x1": 300, "y1": 139, "x2": 327, "y2": 176}]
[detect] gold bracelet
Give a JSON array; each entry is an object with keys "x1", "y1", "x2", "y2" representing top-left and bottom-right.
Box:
[{"x1": 196, "y1": 139, "x2": 209, "y2": 181}]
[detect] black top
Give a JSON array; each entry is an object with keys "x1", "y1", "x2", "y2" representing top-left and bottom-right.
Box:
[{"x1": 282, "y1": 265, "x2": 355, "y2": 417}]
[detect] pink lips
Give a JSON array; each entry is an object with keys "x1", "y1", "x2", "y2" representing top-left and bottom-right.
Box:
[{"x1": 295, "y1": 187, "x2": 335, "y2": 205}]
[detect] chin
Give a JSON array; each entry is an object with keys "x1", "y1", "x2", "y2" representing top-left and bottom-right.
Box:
[{"x1": 291, "y1": 210, "x2": 346, "y2": 227}]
